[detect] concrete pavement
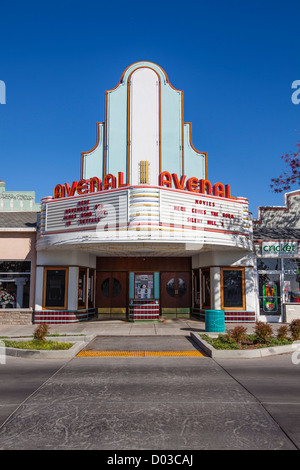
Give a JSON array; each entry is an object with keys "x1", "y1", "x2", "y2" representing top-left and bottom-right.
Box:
[
  {"x1": 0, "y1": 317, "x2": 286, "y2": 338},
  {"x1": 0, "y1": 318, "x2": 299, "y2": 451},
  {"x1": 0, "y1": 353, "x2": 298, "y2": 450}
]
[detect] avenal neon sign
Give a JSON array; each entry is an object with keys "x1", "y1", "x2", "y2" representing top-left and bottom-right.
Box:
[{"x1": 53, "y1": 171, "x2": 235, "y2": 199}]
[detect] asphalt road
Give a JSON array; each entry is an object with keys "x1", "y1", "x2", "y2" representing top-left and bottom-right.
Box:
[{"x1": 0, "y1": 335, "x2": 299, "y2": 451}]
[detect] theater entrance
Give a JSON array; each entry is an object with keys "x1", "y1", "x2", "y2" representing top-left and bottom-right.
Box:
[
  {"x1": 96, "y1": 271, "x2": 127, "y2": 319},
  {"x1": 160, "y1": 272, "x2": 191, "y2": 317},
  {"x1": 96, "y1": 257, "x2": 192, "y2": 321}
]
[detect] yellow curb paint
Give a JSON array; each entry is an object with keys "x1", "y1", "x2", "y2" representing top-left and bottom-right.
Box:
[{"x1": 76, "y1": 350, "x2": 205, "y2": 357}]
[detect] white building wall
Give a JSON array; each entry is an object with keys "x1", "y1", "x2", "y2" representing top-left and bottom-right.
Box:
[
  {"x1": 68, "y1": 267, "x2": 79, "y2": 311},
  {"x1": 210, "y1": 267, "x2": 221, "y2": 310},
  {"x1": 35, "y1": 267, "x2": 44, "y2": 310}
]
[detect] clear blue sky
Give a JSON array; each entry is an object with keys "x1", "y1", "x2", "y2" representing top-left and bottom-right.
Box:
[{"x1": 0, "y1": 0, "x2": 299, "y2": 217}]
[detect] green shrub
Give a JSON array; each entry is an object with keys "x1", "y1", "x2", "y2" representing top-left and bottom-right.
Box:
[
  {"x1": 201, "y1": 334, "x2": 239, "y2": 350},
  {"x1": 254, "y1": 321, "x2": 273, "y2": 344},
  {"x1": 4, "y1": 340, "x2": 72, "y2": 350},
  {"x1": 227, "y1": 326, "x2": 247, "y2": 344},
  {"x1": 33, "y1": 323, "x2": 50, "y2": 342},
  {"x1": 277, "y1": 325, "x2": 289, "y2": 340},
  {"x1": 290, "y1": 319, "x2": 300, "y2": 341}
]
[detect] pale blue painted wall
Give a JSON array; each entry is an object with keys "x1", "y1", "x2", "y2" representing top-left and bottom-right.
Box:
[
  {"x1": 183, "y1": 124, "x2": 206, "y2": 180},
  {"x1": 82, "y1": 61, "x2": 206, "y2": 183},
  {"x1": 81, "y1": 122, "x2": 105, "y2": 180}
]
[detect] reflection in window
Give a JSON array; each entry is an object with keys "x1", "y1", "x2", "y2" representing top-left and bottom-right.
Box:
[
  {"x1": 178, "y1": 278, "x2": 186, "y2": 297},
  {"x1": 257, "y1": 258, "x2": 282, "y2": 271},
  {"x1": 113, "y1": 279, "x2": 122, "y2": 297},
  {"x1": 283, "y1": 259, "x2": 300, "y2": 303},
  {"x1": 0, "y1": 261, "x2": 31, "y2": 309},
  {"x1": 166, "y1": 278, "x2": 186, "y2": 297},
  {"x1": 258, "y1": 273, "x2": 281, "y2": 314},
  {"x1": 44, "y1": 269, "x2": 67, "y2": 309},
  {"x1": 101, "y1": 278, "x2": 110, "y2": 297},
  {"x1": 257, "y1": 258, "x2": 300, "y2": 306},
  {"x1": 101, "y1": 278, "x2": 122, "y2": 298},
  {"x1": 222, "y1": 269, "x2": 244, "y2": 309}
]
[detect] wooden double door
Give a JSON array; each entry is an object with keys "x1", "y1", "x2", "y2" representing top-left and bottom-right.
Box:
[
  {"x1": 96, "y1": 271, "x2": 127, "y2": 317},
  {"x1": 95, "y1": 268, "x2": 192, "y2": 318},
  {"x1": 160, "y1": 272, "x2": 191, "y2": 310}
]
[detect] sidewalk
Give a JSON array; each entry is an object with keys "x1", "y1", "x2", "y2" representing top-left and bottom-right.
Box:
[{"x1": 0, "y1": 318, "x2": 285, "y2": 338}]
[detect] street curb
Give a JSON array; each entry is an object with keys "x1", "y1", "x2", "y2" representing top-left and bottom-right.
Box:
[
  {"x1": 190, "y1": 331, "x2": 300, "y2": 359},
  {"x1": 2, "y1": 335, "x2": 95, "y2": 359}
]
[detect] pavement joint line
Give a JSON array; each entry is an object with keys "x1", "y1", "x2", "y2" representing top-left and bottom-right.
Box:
[{"x1": 76, "y1": 350, "x2": 206, "y2": 357}]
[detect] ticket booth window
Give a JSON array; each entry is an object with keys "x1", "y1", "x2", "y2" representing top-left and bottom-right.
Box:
[{"x1": 134, "y1": 273, "x2": 154, "y2": 299}]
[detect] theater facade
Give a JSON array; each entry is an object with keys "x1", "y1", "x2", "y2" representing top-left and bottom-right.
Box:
[{"x1": 34, "y1": 61, "x2": 256, "y2": 324}]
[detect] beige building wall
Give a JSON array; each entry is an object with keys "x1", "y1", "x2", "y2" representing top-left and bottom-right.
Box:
[{"x1": 0, "y1": 231, "x2": 36, "y2": 309}]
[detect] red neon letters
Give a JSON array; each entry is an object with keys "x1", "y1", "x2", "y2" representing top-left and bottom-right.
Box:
[{"x1": 54, "y1": 171, "x2": 235, "y2": 199}]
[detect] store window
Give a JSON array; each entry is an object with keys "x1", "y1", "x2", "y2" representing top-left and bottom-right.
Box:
[
  {"x1": 221, "y1": 268, "x2": 245, "y2": 310},
  {"x1": 0, "y1": 261, "x2": 31, "y2": 308},
  {"x1": 201, "y1": 269, "x2": 211, "y2": 308},
  {"x1": 257, "y1": 258, "x2": 282, "y2": 271},
  {"x1": 258, "y1": 273, "x2": 281, "y2": 314},
  {"x1": 44, "y1": 268, "x2": 68, "y2": 309},
  {"x1": 257, "y1": 257, "x2": 300, "y2": 314},
  {"x1": 283, "y1": 259, "x2": 300, "y2": 303}
]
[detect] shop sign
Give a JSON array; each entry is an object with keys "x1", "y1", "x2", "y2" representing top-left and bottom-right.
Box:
[{"x1": 262, "y1": 242, "x2": 298, "y2": 256}]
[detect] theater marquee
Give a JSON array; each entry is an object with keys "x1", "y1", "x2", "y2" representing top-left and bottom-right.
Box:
[{"x1": 44, "y1": 184, "x2": 250, "y2": 248}]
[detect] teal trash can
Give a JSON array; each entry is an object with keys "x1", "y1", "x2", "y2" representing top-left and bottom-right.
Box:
[{"x1": 205, "y1": 310, "x2": 225, "y2": 333}]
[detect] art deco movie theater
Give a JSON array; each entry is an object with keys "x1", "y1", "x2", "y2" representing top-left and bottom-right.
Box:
[{"x1": 34, "y1": 61, "x2": 256, "y2": 324}]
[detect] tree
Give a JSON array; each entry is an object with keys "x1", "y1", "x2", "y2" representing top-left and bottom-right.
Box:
[{"x1": 270, "y1": 138, "x2": 300, "y2": 193}]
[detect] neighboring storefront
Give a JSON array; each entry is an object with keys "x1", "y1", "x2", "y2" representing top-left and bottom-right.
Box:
[
  {"x1": 253, "y1": 190, "x2": 300, "y2": 323},
  {"x1": 0, "y1": 180, "x2": 40, "y2": 324},
  {"x1": 34, "y1": 61, "x2": 256, "y2": 324}
]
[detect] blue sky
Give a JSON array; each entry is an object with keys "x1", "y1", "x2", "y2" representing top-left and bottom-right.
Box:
[{"x1": 0, "y1": 0, "x2": 299, "y2": 217}]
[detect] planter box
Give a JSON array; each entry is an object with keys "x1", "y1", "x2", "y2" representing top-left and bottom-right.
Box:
[
  {"x1": 190, "y1": 331, "x2": 300, "y2": 359},
  {"x1": 2, "y1": 335, "x2": 94, "y2": 359}
]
